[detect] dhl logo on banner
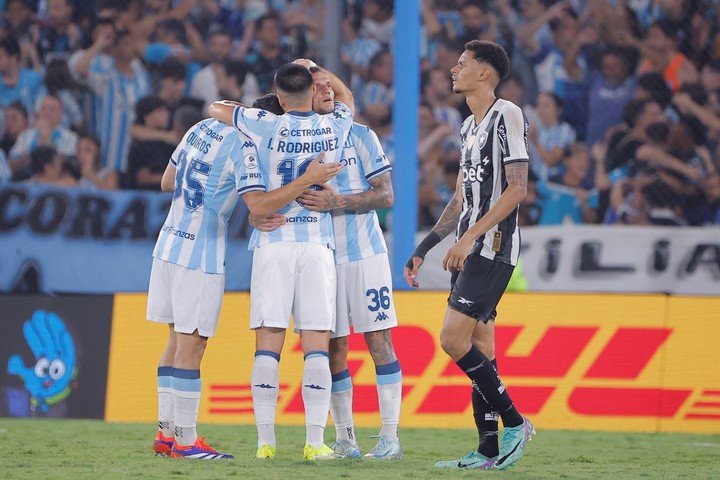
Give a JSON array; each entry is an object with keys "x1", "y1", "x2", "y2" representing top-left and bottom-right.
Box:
[{"x1": 106, "y1": 293, "x2": 720, "y2": 433}]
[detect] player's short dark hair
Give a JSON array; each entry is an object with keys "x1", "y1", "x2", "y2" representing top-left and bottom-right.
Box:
[
  {"x1": 252, "y1": 93, "x2": 284, "y2": 115},
  {"x1": 274, "y1": 63, "x2": 313, "y2": 95},
  {"x1": 0, "y1": 36, "x2": 21, "y2": 58},
  {"x1": 31, "y1": 147, "x2": 57, "y2": 174},
  {"x1": 173, "y1": 105, "x2": 204, "y2": 132},
  {"x1": 464, "y1": 40, "x2": 510, "y2": 82},
  {"x1": 157, "y1": 58, "x2": 186, "y2": 82},
  {"x1": 135, "y1": 96, "x2": 166, "y2": 124},
  {"x1": 622, "y1": 99, "x2": 657, "y2": 128}
]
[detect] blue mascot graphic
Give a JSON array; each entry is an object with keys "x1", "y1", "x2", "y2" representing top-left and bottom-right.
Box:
[{"x1": 7, "y1": 310, "x2": 77, "y2": 412}]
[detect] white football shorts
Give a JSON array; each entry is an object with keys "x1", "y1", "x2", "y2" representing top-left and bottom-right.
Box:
[
  {"x1": 250, "y1": 241, "x2": 336, "y2": 331},
  {"x1": 146, "y1": 258, "x2": 225, "y2": 338},
  {"x1": 333, "y1": 252, "x2": 398, "y2": 339}
]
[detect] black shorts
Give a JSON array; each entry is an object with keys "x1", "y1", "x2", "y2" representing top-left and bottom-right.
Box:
[{"x1": 448, "y1": 254, "x2": 515, "y2": 323}]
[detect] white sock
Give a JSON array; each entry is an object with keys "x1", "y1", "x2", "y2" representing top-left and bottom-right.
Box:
[
  {"x1": 252, "y1": 351, "x2": 280, "y2": 448},
  {"x1": 329, "y1": 369, "x2": 355, "y2": 443},
  {"x1": 157, "y1": 366, "x2": 174, "y2": 437},
  {"x1": 171, "y1": 368, "x2": 201, "y2": 446},
  {"x1": 376, "y1": 361, "x2": 402, "y2": 441},
  {"x1": 303, "y1": 351, "x2": 332, "y2": 448}
]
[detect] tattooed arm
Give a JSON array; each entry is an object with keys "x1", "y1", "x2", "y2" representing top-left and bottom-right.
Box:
[
  {"x1": 443, "y1": 161, "x2": 528, "y2": 271},
  {"x1": 297, "y1": 172, "x2": 393, "y2": 213},
  {"x1": 431, "y1": 170, "x2": 464, "y2": 239},
  {"x1": 404, "y1": 170, "x2": 463, "y2": 287}
]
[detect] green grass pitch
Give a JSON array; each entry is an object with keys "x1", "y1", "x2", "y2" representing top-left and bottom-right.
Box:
[{"x1": 2, "y1": 419, "x2": 719, "y2": 479}]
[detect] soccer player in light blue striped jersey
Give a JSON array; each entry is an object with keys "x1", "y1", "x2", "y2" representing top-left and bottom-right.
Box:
[
  {"x1": 148, "y1": 112, "x2": 338, "y2": 460},
  {"x1": 252, "y1": 68, "x2": 403, "y2": 460},
  {"x1": 209, "y1": 61, "x2": 356, "y2": 461}
]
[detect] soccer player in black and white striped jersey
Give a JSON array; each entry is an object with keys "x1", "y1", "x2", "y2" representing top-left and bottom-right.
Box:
[{"x1": 404, "y1": 40, "x2": 535, "y2": 471}]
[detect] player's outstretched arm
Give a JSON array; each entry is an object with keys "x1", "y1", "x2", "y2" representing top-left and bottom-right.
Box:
[
  {"x1": 294, "y1": 59, "x2": 355, "y2": 114},
  {"x1": 242, "y1": 153, "x2": 343, "y2": 216},
  {"x1": 443, "y1": 161, "x2": 528, "y2": 271},
  {"x1": 208, "y1": 100, "x2": 244, "y2": 126},
  {"x1": 298, "y1": 172, "x2": 393, "y2": 213},
  {"x1": 403, "y1": 170, "x2": 463, "y2": 287}
]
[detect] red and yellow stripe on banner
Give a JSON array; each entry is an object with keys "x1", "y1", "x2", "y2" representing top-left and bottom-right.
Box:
[{"x1": 105, "y1": 292, "x2": 720, "y2": 433}]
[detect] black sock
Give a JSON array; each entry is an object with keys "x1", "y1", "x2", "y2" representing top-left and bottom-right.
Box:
[
  {"x1": 457, "y1": 346, "x2": 523, "y2": 428},
  {"x1": 473, "y1": 358, "x2": 499, "y2": 458}
]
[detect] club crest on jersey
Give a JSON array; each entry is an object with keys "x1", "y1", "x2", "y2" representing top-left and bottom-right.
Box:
[
  {"x1": 472, "y1": 131, "x2": 488, "y2": 150},
  {"x1": 244, "y1": 153, "x2": 258, "y2": 170}
]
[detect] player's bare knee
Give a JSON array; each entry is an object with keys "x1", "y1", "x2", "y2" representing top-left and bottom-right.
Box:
[{"x1": 440, "y1": 330, "x2": 470, "y2": 360}]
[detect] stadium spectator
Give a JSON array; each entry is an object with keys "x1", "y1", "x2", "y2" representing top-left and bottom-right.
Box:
[
  {"x1": 360, "y1": 0, "x2": 394, "y2": 46},
  {"x1": 75, "y1": 133, "x2": 118, "y2": 190},
  {"x1": 245, "y1": 14, "x2": 292, "y2": 93},
  {"x1": 189, "y1": 29, "x2": 260, "y2": 111},
  {"x1": 36, "y1": 0, "x2": 83, "y2": 62},
  {"x1": 28, "y1": 145, "x2": 77, "y2": 186},
  {"x1": 536, "y1": 143, "x2": 605, "y2": 225},
  {"x1": 282, "y1": 0, "x2": 325, "y2": 58},
  {"x1": 71, "y1": 27, "x2": 152, "y2": 173},
  {"x1": 422, "y1": 66, "x2": 463, "y2": 142},
  {"x1": 359, "y1": 50, "x2": 393, "y2": 122},
  {"x1": 1, "y1": 0, "x2": 36, "y2": 43},
  {"x1": 126, "y1": 96, "x2": 174, "y2": 190},
  {"x1": 528, "y1": 92, "x2": 576, "y2": 179},
  {"x1": 9, "y1": 94, "x2": 77, "y2": 179},
  {"x1": 637, "y1": 20, "x2": 699, "y2": 92},
  {"x1": 0, "y1": 101, "x2": 28, "y2": 155},
  {"x1": 0, "y1": 36, "x2": 46, "y2": 112},
  {"x1": 586, "y1": 47, "x2": 637, "y2": 146},
  {"x1": 154, "y1": 58, "x2": 203, "y2": 121},
  {"x1": 41, "y1": 58, "x2": 84, "y2": 130},
  {"x1": 340, "y1": 17, "x2": 382, "y2": 93}
]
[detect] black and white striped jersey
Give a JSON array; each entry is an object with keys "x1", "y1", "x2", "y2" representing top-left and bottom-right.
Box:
[{"x1": 456, "y1": 98, "x2": 529, "y2": 266}]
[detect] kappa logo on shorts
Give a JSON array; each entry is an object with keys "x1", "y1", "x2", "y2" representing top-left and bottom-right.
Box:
[{"x1": 375, "y1": 312, "x2": 389, "y2": 322}]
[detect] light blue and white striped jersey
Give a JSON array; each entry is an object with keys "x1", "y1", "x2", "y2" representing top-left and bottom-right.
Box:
[
  {"x1": 9, "y1": 126, "x2": 78, "y2": 158},
  {"x1": 333, "y1": 123, "x2": 392, "y2": 265},
  {"x1": 153, "y1": 119, "x2": 254, "y2": 274},
  {"x1": 231, "y1": 102, "x2": 354, "y2": 250},
  {"x1": 78, "y1": 54, "x2": 152, "y2": 173}
]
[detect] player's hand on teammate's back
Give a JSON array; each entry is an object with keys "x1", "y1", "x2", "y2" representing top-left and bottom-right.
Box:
[
  {"x1": 300, "y1": 153, "x2": 343, "y2": 186},
  {"x1": 297, "y1": 184, "x2": 336, "y2": 212},
  {"x1": 403, "y1": 256, "x2": 424, "y2": 288},
  {"x1": 248, "y1": 212, "x2": 286, "y2": 232},
  {"x1": 443, "y1": 235, "x2": 474, "y2": 272}
]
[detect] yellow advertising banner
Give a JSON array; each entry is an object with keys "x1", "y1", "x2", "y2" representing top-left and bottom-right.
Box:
[{"x1": 105, "y1": 292, "x2": 720, "y2": 433}]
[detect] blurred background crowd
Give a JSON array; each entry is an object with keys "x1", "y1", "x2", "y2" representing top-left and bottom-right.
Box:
[{"x1": 0, "y1": 0, "x2": 718, "y2": 227}]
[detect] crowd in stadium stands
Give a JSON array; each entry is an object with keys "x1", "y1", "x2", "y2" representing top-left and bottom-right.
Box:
[{"x1": 0, "y1": 0, "x2": 718, "y2": 227}]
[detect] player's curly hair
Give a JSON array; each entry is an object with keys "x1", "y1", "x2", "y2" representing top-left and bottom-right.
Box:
[
  {"x1": 252, "y1": 93, "x2": 284, "y2": 115},
  {"x1": 464, "y1": 40, "x2": 510, "y2": 83}
]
